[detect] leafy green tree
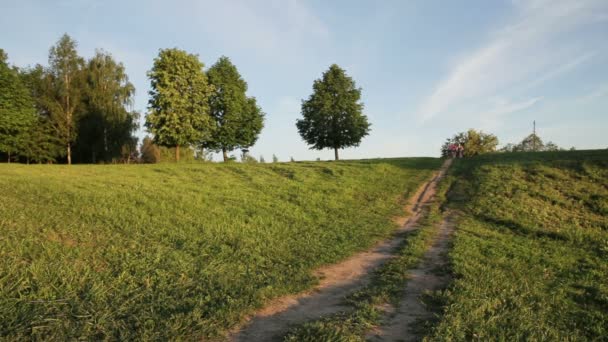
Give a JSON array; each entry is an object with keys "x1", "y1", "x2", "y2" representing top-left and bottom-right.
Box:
[
  {"x1": 21, "y1": 117, "x2": 63, "y2": 164},
  {"x1": 0, "y1": 49, "x2": 36, "y2": 162},
  {"x1": 441, "y1": 129, "x2": 498, "y2": 157},
  {"x1": 19, "y1": 65, "x2": 64, "y2": 163},
  {"x1": 464, "y1": 129, "x2": 498, "y2": 156},
  {"x1": 544, "y1": 141, "x2": 560, "y2": 152},
  {"x1": 140, "y1": 135, "x2": 160, "y2": 163},
  {"x1": 76, "y1": 50, "x2": 138, "y2": 163},
  {"x1": 145, "y1": 48, "x2": 213, "y2": 162},
  {"x1": 517, "y1": 133, "x2": 544, "y2": 152},
  {"x1": 204, "y1": 56, "x2": 264, "y2": 162},
  {"x1": 297, "y1": 64, "x2": 371, "y2": 160},
  {"x1": 500, "y1": 134, "x2": 563, "y2": 153},
  {"x1": 45, "y1": 34, "x2": 85, "y2": 164}
]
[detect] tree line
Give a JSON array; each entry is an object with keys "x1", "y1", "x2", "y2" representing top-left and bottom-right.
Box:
[
  {"x1": 440, "y1": 128, "x2": 572, "y2": 158},
  {"x1": 0, "y1": 35, "x2": 138, "y2": 164},
  {"x1": 1, "y1": 34, "x2": 371, "y2": 164}
]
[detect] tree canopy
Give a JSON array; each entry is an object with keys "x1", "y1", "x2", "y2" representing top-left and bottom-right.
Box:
[
  {"x1": 297, "y1": 64, "x2": 371, "y2": 160},
  {"x1": 500, "y1": 133, "x2": 564, "y2": 152},
  {"x1": 145, "y1": 48, "x2": 213, "y2": 161},
  {"x1": 0, "y1": 49, "x2": 37, "y2": 162},
  {"x1": 75, "y1": 50, "x2": 138, "y2": 163},
  {"x1": 441, "y1": 129, "x2": 499, "y2": 158},
  {"x1": 46, "y1": 34, "x2": 85, "y2": 164},
  {"x1": 204, "y1": 56, "x2": 264, "y2": 162}
]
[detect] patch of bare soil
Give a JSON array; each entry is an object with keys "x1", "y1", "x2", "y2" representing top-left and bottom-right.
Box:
[
  {"x1": 367, "y1": 214, "x2": 455, "y2": 342},
  {"x1": 229, "y1": 159, "x2": 452, "y2": 342}
]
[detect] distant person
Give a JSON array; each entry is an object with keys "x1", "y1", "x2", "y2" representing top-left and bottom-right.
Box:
[
  {"x1": 448, "y1": 143, "x2": 458, "y2": 158},
  {"x1": 457, "y1": 144, "x2": 464, "y2": 158}
]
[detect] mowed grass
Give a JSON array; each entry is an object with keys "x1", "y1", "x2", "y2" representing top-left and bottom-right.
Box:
[
  {"x1": 0, "y1": 158, "x2": 441, "y2": 340},
  {"x1": 427, "y1": 150, "x2": 608, "y2": 340}
]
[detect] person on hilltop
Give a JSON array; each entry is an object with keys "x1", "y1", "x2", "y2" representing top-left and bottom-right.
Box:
[
  {"x1": 457, "y1": 144, "x2": 464, "y2": 158},
  {"x1": 448, "y1": 143, "x2": 457, "y2": 158}
]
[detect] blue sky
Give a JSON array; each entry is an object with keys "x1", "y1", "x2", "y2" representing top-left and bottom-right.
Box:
[{"x1": 1, "y1": 0, "x2": 607, "y2": 160}]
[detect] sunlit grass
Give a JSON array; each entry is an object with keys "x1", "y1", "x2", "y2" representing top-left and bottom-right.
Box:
[
  {"x1": 0, "y1": 158, "x2": 440, "y2": 340},
  {"x1": 427, "y1": 150, "x2": 608, "y2": 340}
]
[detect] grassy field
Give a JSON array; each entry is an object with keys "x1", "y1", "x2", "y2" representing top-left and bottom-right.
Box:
[
  {"x1": 0, "y1": 158, "x2": 441, "y2": 340},
  {"x1": 428, "y1": 150, "x2": 608, "y2": 340}
]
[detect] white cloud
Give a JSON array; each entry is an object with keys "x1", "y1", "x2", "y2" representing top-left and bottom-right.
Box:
[{"x1": 417, "y1": 0, "x2": 608, "y2": 122}]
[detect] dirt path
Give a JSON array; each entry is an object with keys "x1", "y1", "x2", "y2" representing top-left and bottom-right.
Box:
[
  {"x1": 229, "y1": 159, "x2": 452, "y2": 342},
  {"x1": 367, "y1": 214, "x2": 455, "y2": 342}
]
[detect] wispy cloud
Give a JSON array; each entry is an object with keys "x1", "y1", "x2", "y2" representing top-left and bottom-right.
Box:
[
  {"x1": 579, "y1": 83, "x2": 608, "y2": 103},
  {"x1": 417, "y1": 0, "x2": 608, "y2": 122},
  {"x1": 486, "y1": 97, "x2": 542, "y2": 117}
]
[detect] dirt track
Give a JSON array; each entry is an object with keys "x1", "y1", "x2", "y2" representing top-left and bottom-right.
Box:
[
  {"x1": 367, "y1": 213, "x2": 455, "y2": 341},
  {"x1": 230, "y1": 159, "x2": 453, "y2": 342}
]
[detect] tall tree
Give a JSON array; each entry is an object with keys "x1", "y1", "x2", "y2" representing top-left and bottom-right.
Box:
[
  {"x1": 19, "y1": 64, "x2": 64, "y2": 163},
  {"x1": 204, "y1": 56, "x2": 264, "y2": 162},
  {"x1": 76, "y1": 50, "x2": 138, "y2": 163},
  {"x1": 297, "y1": 64, "x2": 370, "y2": 160},
  {"x1": 0, "y1": 49, "x2": 36, "y2": 162},
  {"x1": 145, "y1": 48, "x2": 213, "y2": 161},
  {"x1": 46, "y1": 34, "x2": 85, "y2": 164}
]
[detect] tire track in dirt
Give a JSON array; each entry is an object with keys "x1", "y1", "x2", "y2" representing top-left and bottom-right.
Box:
[
  {"x1": 229, "y1": 159, "x2": 452, "y2": 342},
  {"x1": 367, "y1": 213, "x2": 455, "y2": 342}
]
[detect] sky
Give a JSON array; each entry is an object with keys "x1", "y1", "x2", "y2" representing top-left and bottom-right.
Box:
[{"x1": 1, "y1": 0, "x2": 607, "y2": 161}]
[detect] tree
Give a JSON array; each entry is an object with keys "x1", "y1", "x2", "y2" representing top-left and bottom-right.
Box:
[
  {"x1": 76, "y1": 50, "x2": 138, "y2": 163},
  {"x1": 145, "y1": 48, "x2": 213, "y2": 162},
  {"x1": 19, "y1": 64, "x2": 64, "y2": 163},
  {"x1": 441, "y1": 129, "x2": 498, "y2": 157},
  {"x1": 45, "y1": 34, "x2": 85, "y2": 164},
  {"x1": 140, "y1": 136, "x2": 160, "y2": 163},
  {"x1": 204, "y1": 56, "x2": 264, "y2": 162},
  {"x1": 544, "y1": 141, "x2": 560, "y2": 152},
  {"x1": 0, "y1": 49, "x2": 36, "y2": 162},
  {"x1": 297, "y1": 64, "x2": 370, "y2": 160},
  {"x1": 500, "y1": 134, "x2": 565, "y2": 153},
  {"x1": 272, "y1": 154, "x2": 278, "y2": 163},
  {"x1": 517, "y1": 133, "x2": 544, "y2": 152}
]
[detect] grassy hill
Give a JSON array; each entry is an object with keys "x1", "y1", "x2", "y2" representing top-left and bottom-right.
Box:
[
  {"x1": 429, "y1": 150, "x2": 608, "y2": 340},
  {"x1": 0, "y1": 158, "x2": 441, "y2": 340}
]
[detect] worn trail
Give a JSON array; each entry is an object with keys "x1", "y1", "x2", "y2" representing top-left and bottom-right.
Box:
[
  {"x1": 367, "y1": 213, "x2": 455, "y2": 342},
  {"x1": 230, "y1": 159, "x2": 452, "y2": 342}
]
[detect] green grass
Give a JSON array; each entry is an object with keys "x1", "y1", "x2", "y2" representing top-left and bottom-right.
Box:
[
  {"x1": 283, "y1": 168, "x2": 453, "y2": 342},
  {"x1": 0, "y1": 158, "x2": 441, "y2": 340},
  {"x1": 427, "y1": 150, "x2": 608, "y2": 340}
]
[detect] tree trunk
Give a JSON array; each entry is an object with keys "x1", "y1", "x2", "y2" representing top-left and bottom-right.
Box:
[
  {"x1": 67, "y1": 144, "x2": 71, "y2": 165},
  {"x1": 175, "y1": 145, "x2": 180, "y2": 162},
  {"x1": 7, "y1": 151, "x2": 10, "y2": 164},
  {"x1": 334, "y1": 147, "x2": 339, "y2": 161},
  {"x1": 222, "y1": 148, "x2": 228, "y2": 162}
]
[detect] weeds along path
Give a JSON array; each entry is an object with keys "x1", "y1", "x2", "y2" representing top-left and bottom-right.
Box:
[
  {"x1": 367, "y1": 213, "x2": 455, "y2": 342},
  {"x1": 230, "y1": 159, "x2": 453, "y2": 342}
]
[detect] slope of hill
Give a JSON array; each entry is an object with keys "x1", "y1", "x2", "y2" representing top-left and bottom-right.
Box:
[
  {"x1": 429, "y1": 150, "x2": 608, "y2": 340},
  {"x1": 0, "y1": 158, "x2": 441, "y2": 340}
]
